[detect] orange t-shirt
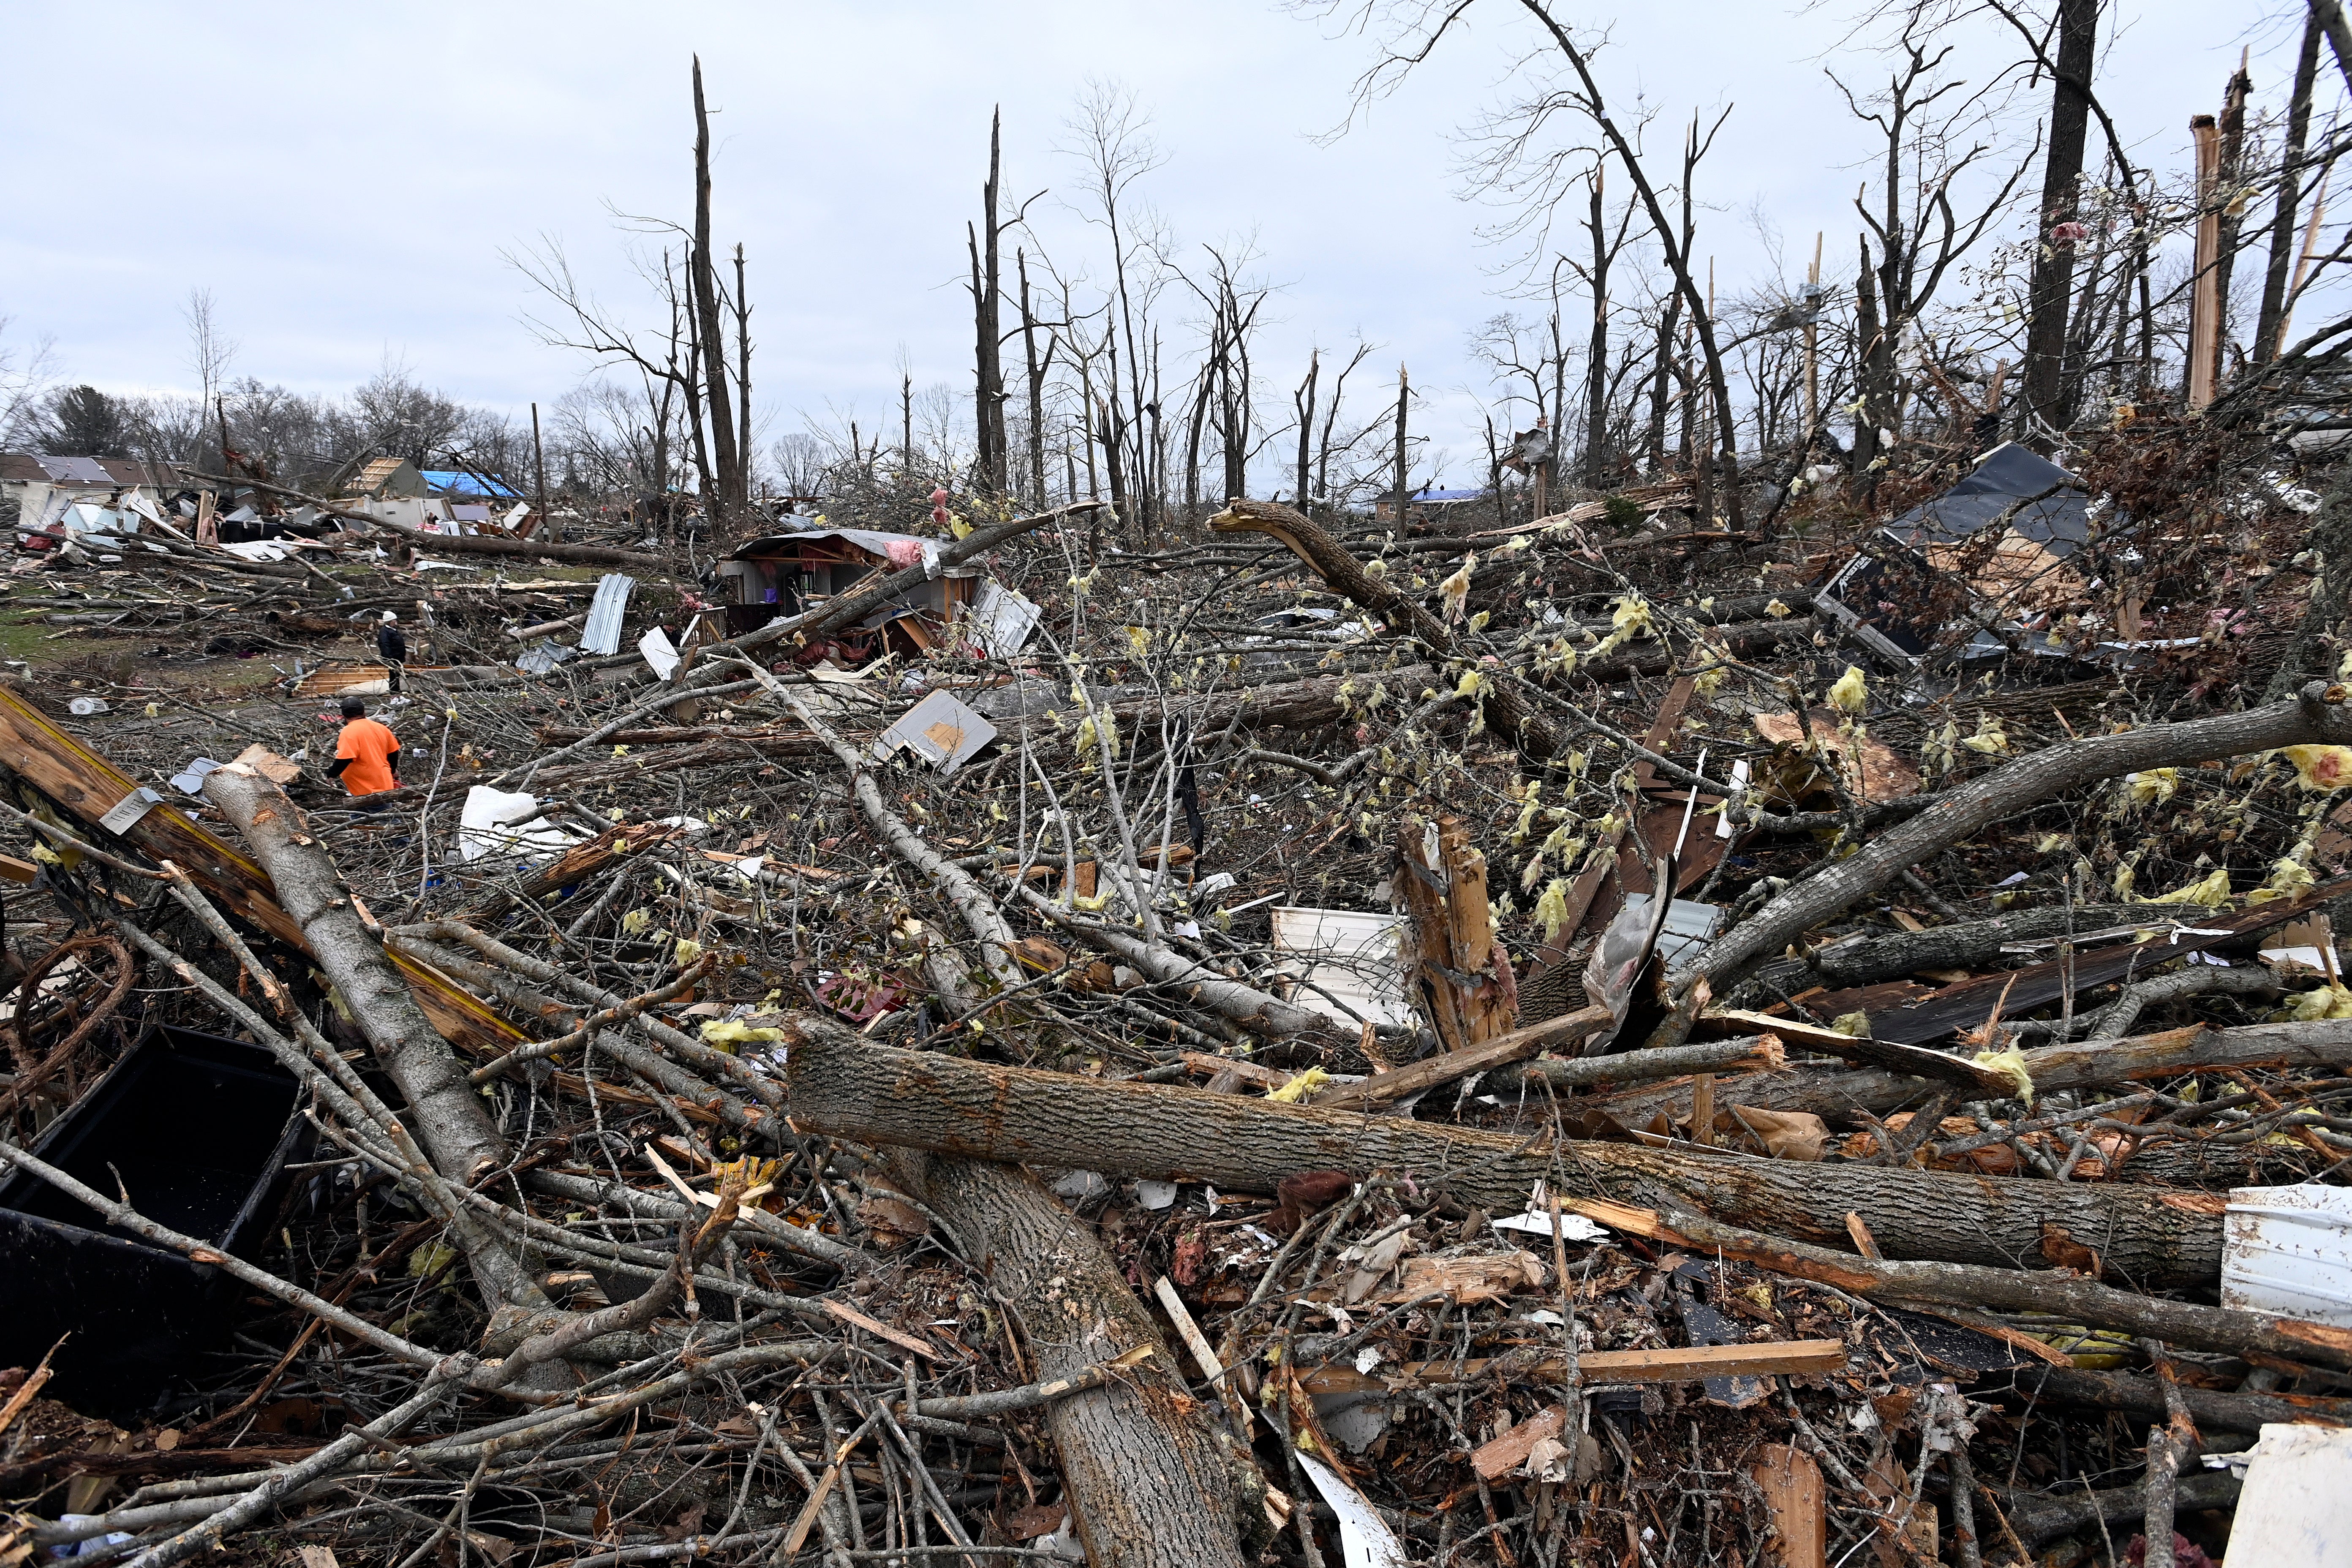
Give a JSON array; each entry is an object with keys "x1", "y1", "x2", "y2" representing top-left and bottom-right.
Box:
[{"x1": 335, "y1": 717, "x2": 400, "y2": 796}]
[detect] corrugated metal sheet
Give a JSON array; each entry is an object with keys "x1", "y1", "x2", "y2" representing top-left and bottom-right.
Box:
[
  {"x1": 580, "y1": 574, "x2": 635, "y2": 656},
  {"x1": 2223, "y1": 1183, "x2": 2352, "y2": 1327}
]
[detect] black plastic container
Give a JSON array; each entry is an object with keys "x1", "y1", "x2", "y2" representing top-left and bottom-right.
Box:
[{"x1": 0, "y1": 1025, "x2": 304, "y2": 1420}]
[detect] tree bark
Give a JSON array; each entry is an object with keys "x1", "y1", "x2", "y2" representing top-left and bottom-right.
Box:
[
  {"x1": 2019, "y1": 0, "x2": 2099, "y2": 436},
  {"x1": 201, "y1": 754, "x2": 544, "y2": 1313},
  {"x1": 1688, "y1": 682, "x2": 2352, "y2": 990},
  {"x1": 891, "y1": 1149, "x2": 1254, "y2": 1568},
  {"x1": 2255, "y1": 14, "x2": 2324, "y2": 362},
  {"x1": 1594, "y1": 1018, "x2": 2352, "y2": 1128},
  {"x1": 968, "y1": 108, "x2": 1008, "y2": 496},
  {"x1": 778, "y1": 1024, "x2": 2225, "y2": 1288},
  {"x1": 690, "y1": 57, "x2": 743, "y2": 532}
]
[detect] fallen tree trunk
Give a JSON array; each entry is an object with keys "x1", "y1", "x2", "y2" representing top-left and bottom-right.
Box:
[
  {"x1": 2001, "y1": 1470, "x2": 2242, "y2": 1551},
  {"x1": 202, "y1": 751, "x2": 542, "y2": 1314},
  {"x1": 779, "y1": 1019, "x2": 2224, "y2": 1287},
  {"x1": 1998, "y1": 1361, "x2": 2352, "y2": 1434},
  {"x1": 1590, "y1": 1197, "x2": 2352, "y2": 1372},
  {"x1": 1690, "y1": 680, "x2": 2352, "y2": 988},
  {"x1": 891, "y1": 1149, "x2": 1255, "y2": 1568}
]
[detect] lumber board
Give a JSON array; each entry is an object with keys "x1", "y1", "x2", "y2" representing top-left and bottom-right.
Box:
[{"x1": 1296, "y1": 1339, "x2": 1848, "y2": 1396}]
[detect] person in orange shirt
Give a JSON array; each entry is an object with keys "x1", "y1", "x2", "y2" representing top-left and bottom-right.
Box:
[{"x1": 329, "y1": 696, "x2": 402, "y2": 808}]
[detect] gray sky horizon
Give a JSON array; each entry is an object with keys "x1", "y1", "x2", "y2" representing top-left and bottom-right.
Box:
[{"x1": 3, "y1": 0, "x2": 2326, "y2": 485}]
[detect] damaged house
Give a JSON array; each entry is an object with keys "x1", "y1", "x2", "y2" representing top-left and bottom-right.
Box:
[{"x1": 715, "y1": 525, "x2": 978, "y2": 655}]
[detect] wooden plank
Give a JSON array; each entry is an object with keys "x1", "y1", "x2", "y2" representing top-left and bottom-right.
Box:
[
  {"x1": 1750, "y1": 1443, "x2": 1825, "y2": 1568},
  {"x1": 1470, "y1": 1405, "x2": 1568, "y2": 1482},
  {"x1": 1296, "y1": 1339, "x2": 1847, "y2": 1396},
  {"x1": 1309, "y1": 1005, "x2": 1611, "y2": 1113}
]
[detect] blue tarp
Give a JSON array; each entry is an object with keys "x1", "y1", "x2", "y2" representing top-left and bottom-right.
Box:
[{"x1": 421, "y1": 470, "x2": 521, "y2": 498}]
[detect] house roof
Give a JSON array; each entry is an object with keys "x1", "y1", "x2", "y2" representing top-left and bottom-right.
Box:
[
  {"x1": 343, "y1": 457, "x2": 415, "y2": 495},
  {"x1": 422, "y1": 470, "x2": 521, "y2": 498},
  {"x1": 729, "y1": 528, "x2": 981, "y2": 578},
  {"x1": 1883, "y1": 441, "x2": 2092, "y2": 555},
  {"x1": 0, "y1": 453, "x2": 174, "y2": 488}
]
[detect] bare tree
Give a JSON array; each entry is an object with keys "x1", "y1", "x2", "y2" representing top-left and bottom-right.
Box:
[
  {"x1": 1834, "y1": 26, "x2": 2030, "y2": 484},
  {"x1": 1062, "y1": 82, "x2": 1171, "y2": 535},
  {"x1": 0, "y1": 318, "x2": 58, "y2": 447}
]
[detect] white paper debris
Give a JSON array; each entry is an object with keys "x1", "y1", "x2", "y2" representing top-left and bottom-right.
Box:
[
  {"x1": 638, "y1": 626, "x2": 681, "y2": 680},
  {"x1": 456, "y1": 787, "x2": 583, "y2": 863}
]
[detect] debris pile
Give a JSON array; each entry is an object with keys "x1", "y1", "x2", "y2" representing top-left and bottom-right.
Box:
[{"x1": 3, "y1": 417, "x2": 2352, "y2": 1568}]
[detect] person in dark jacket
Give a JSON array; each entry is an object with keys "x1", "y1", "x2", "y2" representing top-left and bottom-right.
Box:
[{"x1": 376, "y1": 612, "x2": 408, "y2": 693}]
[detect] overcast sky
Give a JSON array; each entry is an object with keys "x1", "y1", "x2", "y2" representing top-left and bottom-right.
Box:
[{"x1": 1, "y1": 0, "x2": 2328, "y2": 480}]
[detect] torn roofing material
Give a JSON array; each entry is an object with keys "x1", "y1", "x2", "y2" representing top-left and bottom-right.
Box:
[{"x1": 1817, "y1": 441, "x2": 2121, "y2": 663}]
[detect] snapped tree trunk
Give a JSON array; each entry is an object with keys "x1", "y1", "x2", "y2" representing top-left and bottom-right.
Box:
[
  {"x1": 968, "y1": 107, "x2": 1008, "y2": 495},
  {"x1": 779, "y1": 1024, "x2": 2225, "y2": 1289},
  {"x1": 1396, "y1": 813, "x2": 1513, "y2": 1049},
  {"x1": 2256, "y1": 14, "x2": 2325, "y2": 362},
  {"x1": 892, "y1": 1147, "x2": 1255, "y2": 1568},
  {"x1": 2018, "y1": 0, "x2": 2099, "y2": 436},
  {"x1": 691, "y1": 57, "x2": 742, "y2": 530}
]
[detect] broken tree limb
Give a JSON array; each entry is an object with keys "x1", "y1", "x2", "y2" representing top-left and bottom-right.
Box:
[
  {"x1": 1688, "y1": 680, "x2": 2352, "y2": 990},
  {"x1": 1296, "y1": 1339, "x2": 1848, "y2": 1394},
  {"x1": 1209, "y1": 497, "x2": 1561, "y2": 757},
  {"x1": 1576, "y1": 1197, "x2": 2352, "y2": 1372},
  {"x1": 1506, "y1": 1030, "x2": 1787, "y2": 1094},
  {"x1": 1999, "y1": 1361, "x2": 2352, "y2": 1434},
  {"x1": 1607, "y1": 1018, "x2": 2352, "y2": 1126},
  {"x1": 1018, "y1": 887, "x2": 1337, "y2": 1039},
  {"x1": 889, "y1": 1149, "x2": 1255, "y2": 1568},
  {"x1": 778, "y1": 1017, "x2": 2224, "y2": 1287},
  {"x1": 1999, "y1": 1470, "x2": 2241, "y2": 1552},
  {"x1": 790, "y1": 692, "x2": 1024, "y2": 994},
  {"x1": 1310, "y1": 1004, "x2": 1614, "y2": 1112}
]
